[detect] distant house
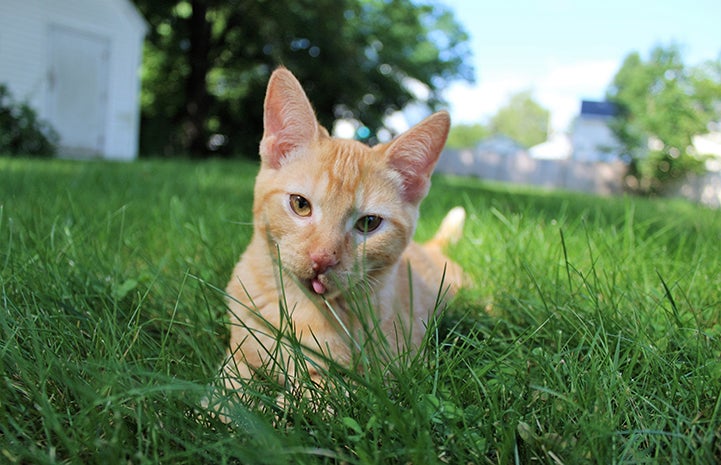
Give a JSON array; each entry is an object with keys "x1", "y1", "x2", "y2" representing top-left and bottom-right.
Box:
[
  {"x1": 0, "y1": 0, "x2": 146, "y2": 160},
  {"x1": 693, "y1": 130, "x2": 721, "y2": 172},
  {"x1": 571, "y1": 100, "x2": 622, "y2": 162}
]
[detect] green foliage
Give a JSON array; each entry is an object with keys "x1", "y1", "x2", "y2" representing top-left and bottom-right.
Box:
[
  {"x1": 489, "y1": 90, "x2": 549, "y2": 148},
  {"x1": 2, "y1": 158, "x2": 721, "y2": 463},
  {"x1": 445, "y1": 92, "x2": 551, "y2": 150},
  {"x1": 445, "y1": 123, "x2": 488, "y2": 149},
  {"x1": 0, "y1": 84, "x2": 59, "y2": 156},
  {"x1": 133, "y1": 0, "x2": 473, "y2": 157},
  {"x1": 607, "y1": 44, "x2": 721, "y2": 193}
]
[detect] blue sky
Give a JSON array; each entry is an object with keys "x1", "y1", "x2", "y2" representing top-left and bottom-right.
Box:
[{"x1": 440, "y1": 0, "x2": 721, "y2": 132}]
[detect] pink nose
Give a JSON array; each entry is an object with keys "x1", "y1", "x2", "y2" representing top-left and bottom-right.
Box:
[{"x1": 310, "y1": 251, "x2": 339, "y2": 273}]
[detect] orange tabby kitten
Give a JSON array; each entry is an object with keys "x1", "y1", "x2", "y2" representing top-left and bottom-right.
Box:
[{"x1": 222, "y1": 67, "x2": 465, "y2": 392}]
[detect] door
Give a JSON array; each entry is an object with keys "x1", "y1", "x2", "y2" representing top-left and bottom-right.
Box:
[{"x1": 47, "y1": 25, "x2": 110, "y2": 157}]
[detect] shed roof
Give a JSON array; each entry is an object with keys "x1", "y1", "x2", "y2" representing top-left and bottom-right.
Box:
[
  {"x1": 117, "y1": 0, "x2": 148, "y2": 33},
  {"x1": 580, "y1": 100, "x2": 618, "y2": 117}
]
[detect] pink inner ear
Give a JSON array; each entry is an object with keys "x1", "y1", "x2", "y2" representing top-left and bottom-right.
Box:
[
  {"x1": 260, "y1": 134, "x2": 296, "y2": 169},
  {"x1": 389, "y1": 155, "x2": 431, "y2": 204},
  {"x1": 263, "y1": 99, "x2": 287, "y2": 147},
  {"x1": 259, "y1": 68, "x2": 319, "y2": 168}
]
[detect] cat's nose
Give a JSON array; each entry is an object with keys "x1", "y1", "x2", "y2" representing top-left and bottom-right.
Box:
[{"x1": 310, "y1": 251, "x2": 339, "y2": 273}]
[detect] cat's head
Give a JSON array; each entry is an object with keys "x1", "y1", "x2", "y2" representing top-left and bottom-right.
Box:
[{"x1": 252, "y1": 67, "x2": 449, "y2": 298}]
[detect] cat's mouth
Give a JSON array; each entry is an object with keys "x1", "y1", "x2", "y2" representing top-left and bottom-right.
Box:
[
  {"x1": 305, "y1": 272, "x2": 339, "y2": 297},
  {"x1": 302, "y1": 270, "x2": 369, "y2": 299},
  {"x1": 311, "y1": 275, "x2": 327, "y2": 295}
]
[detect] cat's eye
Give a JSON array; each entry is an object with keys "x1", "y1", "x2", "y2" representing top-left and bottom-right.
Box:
[
  {"x1": 355, "y1": 215, "x2": 383, "y2": 233},
  {"x1": 289, "y1": 194, "x2": 312, "y2": 217}
]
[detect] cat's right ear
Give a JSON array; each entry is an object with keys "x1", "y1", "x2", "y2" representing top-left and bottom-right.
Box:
[{"x1": 259, "y1": 67, "x2": 320, "y2": 168}]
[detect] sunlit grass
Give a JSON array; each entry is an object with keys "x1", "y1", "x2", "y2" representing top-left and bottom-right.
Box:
[{"x1": 1, "y1": 157, "x2": 720, "y2": 463}]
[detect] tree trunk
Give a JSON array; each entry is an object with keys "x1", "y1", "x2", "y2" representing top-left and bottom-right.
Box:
[{"x1": 184, "y1": 0, "x2": 212, "y2": 157}]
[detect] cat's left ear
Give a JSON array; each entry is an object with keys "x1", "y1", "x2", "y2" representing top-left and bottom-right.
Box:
[
  {"x1": 259, "y1": 67, "x2": 320, "y2": 168},
  {"x1": 386, "y1": 111, "x2": 450, "y2": 204}
]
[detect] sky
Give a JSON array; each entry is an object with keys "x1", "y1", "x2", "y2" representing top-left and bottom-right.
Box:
[{"x1": 439, "y1": 0, "x2": 721, "y2": 133}]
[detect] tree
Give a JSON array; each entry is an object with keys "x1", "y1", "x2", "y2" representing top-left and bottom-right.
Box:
[
  {"x1": 445, "y1": 123, "x2": 488, "y2": 149},
  {"x1": 133, "y1": 0, "x2": 473, "y2": 157},
  {"x1": 607, "y1": 44, "x2": 721, "y2": 192},
  {"x1": 488, "y1": 90, "x2": 549, "y2": 148}
]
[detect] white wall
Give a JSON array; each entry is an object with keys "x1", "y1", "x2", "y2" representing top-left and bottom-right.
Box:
[
  {"x1": 571, "y1": 117, "x2": 622, "y2": 163},
  {"x1": 0, "y1": 0, "x2": 146, "y2": 160}
]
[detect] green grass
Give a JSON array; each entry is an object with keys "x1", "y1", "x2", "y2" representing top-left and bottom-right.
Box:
[{"x1": 1, "y1": 156, "x2": 720, "y2": 464}]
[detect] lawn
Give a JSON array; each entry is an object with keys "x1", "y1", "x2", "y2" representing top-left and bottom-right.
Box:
[{"x1": 1, "y1": 156, "x2": 720, "y2": 464}]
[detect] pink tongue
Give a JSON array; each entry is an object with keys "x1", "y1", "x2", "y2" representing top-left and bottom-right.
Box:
[{"x1": 312, "y1": 278, "x2": 326, "y2": 295}]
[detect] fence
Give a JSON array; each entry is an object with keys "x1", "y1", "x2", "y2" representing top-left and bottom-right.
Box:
[
  {"x1": 668, "y1": 171, "x2": 721, "y2": 208},
  {"x1": 436, "y1": 147, "x2": 721, "y2": 208}
]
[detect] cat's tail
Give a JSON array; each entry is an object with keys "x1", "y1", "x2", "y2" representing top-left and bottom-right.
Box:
[
  {"x1": 427, "y1": 206, "x2": 466, "y2": 250},
  {"x1": 422, "y1": 206, "x2": 467, "y2": 293}
]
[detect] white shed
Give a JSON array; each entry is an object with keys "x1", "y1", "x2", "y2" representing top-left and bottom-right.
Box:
[
  {"x1": 0, "y1": 0, "x2": 146, "y2": 160},
  {"x1": 571, "y1": 100, "x2": 622, "y2": 163}
]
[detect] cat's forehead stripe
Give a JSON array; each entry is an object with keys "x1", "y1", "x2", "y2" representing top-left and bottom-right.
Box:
[
  {"x1": 255, "y1": 186, "x2": 285, "y2": 215},
  {"x1": 313, "y1": 140, "x2": 376, "y2": 198}
]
